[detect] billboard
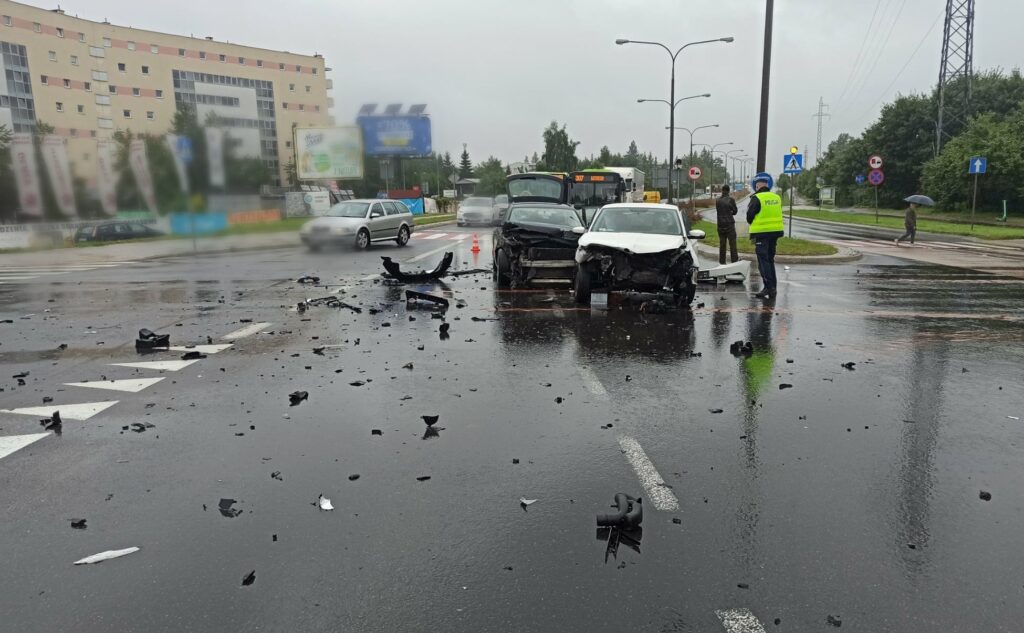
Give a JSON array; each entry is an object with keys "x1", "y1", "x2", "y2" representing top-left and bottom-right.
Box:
[
  {"x1": 294, "y1": 127, "x2": 364, "y2": 181},
  {"x1": 357, "y1": 116, "x2": 432, "y2": 156}
]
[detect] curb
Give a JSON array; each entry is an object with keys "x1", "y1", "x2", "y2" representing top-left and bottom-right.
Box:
[{"x1": 695, "y1": 242, "x2": 861, "y2": 264}]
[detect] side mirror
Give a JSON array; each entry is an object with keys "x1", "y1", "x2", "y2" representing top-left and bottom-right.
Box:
[
  {"x1": 571, "y1": 226, "x2": 586, "y2": 235},
  {"x1": 687, "y1": 229, "x2": 706, "y2": 240},
  {"x1": 370, "y1": 211, "x2": 383, "y2": 219}
]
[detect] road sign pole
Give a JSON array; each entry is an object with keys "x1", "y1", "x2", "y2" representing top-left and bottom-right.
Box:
[
  {"x1": 874, "y1": 186, "x2": 878, "y2": 222},
  {"x1": 971, "y1": 173, "x2": 978, "y2": 231},
  {"x1": 788, "y1": 178, "x2": 793, "y2": 237}
]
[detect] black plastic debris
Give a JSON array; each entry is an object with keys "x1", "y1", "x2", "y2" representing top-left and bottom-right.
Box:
[
  {"x1": 596, "y1": 493, "x2": 643, "y2": 529},
  {"x1": 57, "y1": 343, "x2": 68, "y2": 351},
  {"x1": 135, "y1": 328, "x2": 170, "y2": 352},
  {"x1": 402, "y1": 362, "x2": 413, "y2": 370},
  {"x1": 312, "y1": 347, "x2": 326, "y2": 356},
  {"x1": 979, "y1": 490, "x2": 992, "y2": 501},
  {"x1": 406, "y1": 290, "x2": 449, "y2": 311},
  {"x1": 348, "y1": 474, "x2": 360, "y2": 481},
  {"x1": 241, "y1": 570, "x2": 256, "y2": 586},
  {"x1": 371, "y1": 429, "x2": 382, "y2": 436},
  {"x1": 416, "y1": 476, "x2": 431, "y2": 481},
  {"x1": 709, "y1": 408, "x2": 724, "y2": 414},
  {"x1": 271, "y1": 471, "x2": 283, "y2": 481},
  {"x1": 349, "y1": 381, "x2": 365, "y2": 387},
  {"x1": 42, "y1": 396, "x2": 53, "y2": 403},
  {"x1": 826, "y1": 614, "x2": 842, "y2": 627},
  {"x1": 779, "y1": 384, "x2": 793, "y2": 390},
  {"x1": 13, "y1": 371, "x2": 29, "y2": 379},
  {"x1": 512, "y1": 458, "x2": 520, "y2": 464},
  {"x1": 289, "y1": 391, "x2": 308, "y2": 406},
  {"x1": 439, "y1": 323, "x2": 450, "y2": 340},
  {"x1": 129, "y1": 422, "x2": 149, "y2": 433},
  {"x1": 239, "y1": 318, "x2": 253, "y2": 323},
  {"x1": 422, "y1": 415, "x2": 439, "y2": 427},
  {"x1": 181, "y1": 351, "x2": 207, "y2": 360},
  {"x1": 296, "y1": 275, "x2": 320, "y2": 284},
  {"x1": 70, "y1": 518, "x2": 87, "y2": 530},
  {"x1": 303, "y1": 296, "x2": 362, "y2": 313},
  {"x1": 841, "y1": 362, "x2": 856, "y2": 370},
  {"x1": 40, "y1": 411, "x2": 62, "y2": 436},
  {"x1": 729, "y1": 341, "x2": 754, "y2": 357},
  {"x1": 448, "y1": 268, "x2": 490, "y2": 277},
  {"x1": 218, "y1": 498, "x2": 242, "y2": 518},
  {"x1": 470, "y1": 316, "x2": 498, "y2": 322},
  {"x1": 381, "y1": 252, "x2": 454, "y2": 282},
  {"x1": 737, "y1": 583, "x2": 750, "y2": 589}
]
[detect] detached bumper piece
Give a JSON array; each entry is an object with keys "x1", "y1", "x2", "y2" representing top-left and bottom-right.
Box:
[
  {"x1": 405, "y1": 290, "x2": 449, "y2": 311},
  {"x1": 135, "y1": 328, "x2": 170, "y2": 352},
  {"x1": 596, "y1": 493, "x2": 644, "y2": 528},
  {"x1": 381, "y1": 252, "x2": 454, "y2": 282}
]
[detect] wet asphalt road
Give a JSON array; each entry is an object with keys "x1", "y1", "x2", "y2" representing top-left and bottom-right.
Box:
[{"x1": 2, "y1": 226, "x2": 1023, "y2": 632}]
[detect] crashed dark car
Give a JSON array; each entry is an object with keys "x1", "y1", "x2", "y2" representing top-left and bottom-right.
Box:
[
  {"x1": 492, "y1": 204, "x2": 585, "y2": 288},
  {"x1": 573, "y1": 203, "x2": 705, "y2": 307}
]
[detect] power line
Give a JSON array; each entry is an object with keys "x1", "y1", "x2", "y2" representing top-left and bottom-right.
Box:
[
  {"x1": 844, "y1": 0, "x2": 910, "y2": 112},
  {"x1": 835, "y1": 0, "x2": 885, "y2": 106}
]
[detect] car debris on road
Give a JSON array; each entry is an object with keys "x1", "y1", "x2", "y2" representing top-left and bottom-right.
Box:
[{"x1": 381, "y1": 252, "x2": 454, "y2": 282}]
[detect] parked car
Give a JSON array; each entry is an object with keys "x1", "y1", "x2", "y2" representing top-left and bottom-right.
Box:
[
  {"x1": 457, "y1": 196, "x2": 495, "y2": 226},
  {"x1": 300, "y1": 199, "x2": 414, "y2": 251},
  {"x1": 492, "y1": 204, "x2": 586, "y2": 288},
  {"x1": 75, "y1": 221, "x2": 163, "y2": 243},
  {"x1": 573, "y1": 203, "x2": 705, "y2": 307},
  {"x1": 492, "y1": 194, "x2": 510, "y2": 225}
]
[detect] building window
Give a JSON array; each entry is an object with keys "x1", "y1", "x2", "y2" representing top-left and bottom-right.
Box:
[
  {"x1": 70, "y1": 129, "x2": 77, "y2": 137},
  {"x1": 84, "y1": 82, "x2": 91, "y2": 91},
  {"x1": 33, "y1": 22, "x2": 41, "y2": 33},
  {"x1": 155, "y1": 89, "x2": 163, "y2": 99},
  {"x1": 40, "y1": 75, "x2": 48, "y2": 85},
  {"x1": 299, "y1": 104, "x2": 304, "y2": 111},
  {"x1": 282, "y1": 102, "x2": 287, "y2": 109},
  {"x1": 118, "y1": 62, "x2": 126, "y2": 72},
  {"x1": 305, "y1": 85, "x2": 311, "y2": 93},
  {"x1": 141, "y1": 65, "x2": 149, "y2": 75},
  {"x1": 48, "y1": 50, "x2": 56, "y2": 61},
  {"x1": 315, "y1": 105, "x2": 320, "y2": 112},
  {"x1": 103, "y1": 37, "x2": 112, "y2": 48},
  {"x1": 2, "y1": 16, "x2": 11, "y2": 27},
  {"x1": 256, "y1": 59, "x2": 263, "y2": 68},
  {"x1": 219, "y1": 54, "x2": 226, "y2": 63},
  {"x1": 70, "y1": 55, "x2": 78, "y2": 66},
  {"x1": 289, "y1": 83, "x2": 294, "y2": 92},
  {"x1": 279, "y1": 62, "x2": 285, "y2": 70},
  {"x1": 95, "y1": 95, "x2": 110, "y2": 105},
  {"x1": 90, "y1": 130, "x2": 97, "y2": 137},
  {"x1": 123, "y1": 109, "x2": 131, "y2": 118},
  {"x1": 98, "y1": 117, "x2": 112, "y2": 129},
  {"x1": 79, "y1": 33, "x2": 85, "y2": 42},
  {"x1": 313, "y1": 67, "x2": 318, "y2": 75},
  {"x1": 151, "y1": 44, "x2": 158, "y2": 54},
  {"x1": 56, "y1": 102, "x2": 64, "y2": 112},
  {"x1": 296, "y1": 65, "x2": 301, "y2": 72},
  {"x1": 77, "y1": 104, "x2": 84, "y2": 114},
  {"x1": 92, "y1": 70, "x2": 107, "y2": 81},
  {"x1": 132, "y1": 87, "x2": 140, "y2": 97},
  {"x1": 63, "y1": 78, "x2": 70, "y2": 88},
  {"x1": 146, "y1": 111, "x2": 154, "y2": 120},
  {"x1": 56, "y1": 27, "x2": 64, "y2": 38},
  {"x1": 199, "y1": 51, "x2": 206, "y2": 60},
  {"x1": 128, "y1": 41, "x2": 136, "y2": 51},
  {"x1": 89, "y1": 46, "x2": 104, "y2": 58},
  {"x1": 285, "y1": 140, "x2": 291, "y2": 148},
  {"x1": 239, "y1": 57, "x2": 245, "y2": 65},
  {"x1": 178, "y1": 48, "x2": 186, "y2": 57},
  {"x1": 109, "y1": 85, "x2": 117, "y2": 94}
]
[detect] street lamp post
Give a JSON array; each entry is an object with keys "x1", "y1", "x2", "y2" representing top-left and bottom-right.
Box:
[
  {"x1": 724, "y1": 149, "x2": 744, "y2": 190},
  {"x1": 638, "y1": 93, "x2": 710, "y2": 200},
  {"x1": 617, "y1": 36, "x2": 734, "y2": 202},
  {"x1": 705, "y1": 142, "x2": 734, "y2": 191},
  {"x1": 666, "y1": 124, "x2": 719, "y2": 202}
]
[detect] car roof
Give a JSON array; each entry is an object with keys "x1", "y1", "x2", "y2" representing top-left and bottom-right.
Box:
[
  {"x1": 509, "y1": 202, "x2": 575, "y2": 209},
  {"x1": 600, "y1": 203, "x2": 679, "y2": 210}
]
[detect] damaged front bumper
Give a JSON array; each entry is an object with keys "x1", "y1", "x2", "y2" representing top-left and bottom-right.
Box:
[
  {"x1": 501, "y1": 228, "x2": 580, "y2": 285},
  {"x1": 576, "y1": 244, "x2": 698, "y2": 296}
]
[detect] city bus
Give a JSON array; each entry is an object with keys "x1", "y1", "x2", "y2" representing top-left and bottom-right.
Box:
[{"x1": 568, "y1": 170, "x2": 627, "y2": 221}]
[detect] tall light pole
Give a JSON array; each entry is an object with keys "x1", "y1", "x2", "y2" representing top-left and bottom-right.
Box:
[
  {"x1": 636, "y1": 94, "x2": 711, "y2": 199},
  {"x1": 756, "y1": 0, "x2": 774, "y2": 171},
  {"x1": 724, "y1": 149, "x2": 744, "y2": 189},
  {"x1": 667, "y1": 124, "x2": 718, "y2": 201},
  {"x1": 706, "y1": 141, "x2": 734, "y2": 190},
  {"x1": 616, "y1": 36, "x2": 734, "y2": 201}
]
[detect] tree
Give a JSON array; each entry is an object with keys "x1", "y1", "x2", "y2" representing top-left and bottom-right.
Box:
[
  {"x1": 475, "y1": 157, "x2": 507, "y2": 196},
  {"x1": 459, "y1": 145, "x2": 473, "y2": 178},
  {"x1": 540, "y1": 121, "x2": 580, "y2": 172},
  {"x1": 598, "y1": 145, "x2": 612, "y2": 167},
  {"x1": 623, "y1": 141, "x2": 640, "y2": 168}
]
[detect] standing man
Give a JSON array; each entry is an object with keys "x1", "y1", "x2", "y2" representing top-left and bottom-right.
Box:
[
  {"x1": 746, "y1": 175, "x2": 784, "y2": 299},
  {"x1": 895, "y1": 202, "x2": 918, "y2": 246},
  {"x1": 715, "y1": 184, "x2": 739, "y2": 264}
]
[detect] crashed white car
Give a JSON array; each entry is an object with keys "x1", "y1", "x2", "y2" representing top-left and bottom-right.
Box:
[{"x1": 574, "y1": 203, "x2": 705, "y2": 307}]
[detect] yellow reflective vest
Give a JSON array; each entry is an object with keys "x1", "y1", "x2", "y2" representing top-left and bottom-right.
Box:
[{"x1": 749, "y1": 191, "x2": 784, "y2": 235}]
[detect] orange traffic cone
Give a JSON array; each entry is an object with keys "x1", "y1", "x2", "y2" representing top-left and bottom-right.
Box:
[{"x1": 471, "y1": 234, "x2": 480, "y2": 253}]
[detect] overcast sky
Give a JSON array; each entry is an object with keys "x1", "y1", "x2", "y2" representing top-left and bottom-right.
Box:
[{"x1": 30, "y1": 0, "x2": 1024, "y2": 171}]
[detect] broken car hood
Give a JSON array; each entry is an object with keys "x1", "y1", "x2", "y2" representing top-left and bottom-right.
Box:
[{"x1": 578, "y1": 232, "x2": 687, "y2": 255}]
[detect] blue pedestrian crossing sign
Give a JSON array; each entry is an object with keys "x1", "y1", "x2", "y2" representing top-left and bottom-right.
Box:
[
  {"x1": 968, "y1": 156, "x2": 987, "y2": 174},
  {"x1": 783, "y1": 153, "x2": 804, "y2": 174}
]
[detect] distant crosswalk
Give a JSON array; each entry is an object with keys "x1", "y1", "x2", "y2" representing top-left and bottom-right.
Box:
[
  {"x1": 411, "y1": 231, "x2": 470, "y2": 242},
  {"x1": 0, "y1": 261, "x2": 138, "y2": 284},
  {"x1": 827, "y1": 237, "x2": 1024, "y2": 258}
]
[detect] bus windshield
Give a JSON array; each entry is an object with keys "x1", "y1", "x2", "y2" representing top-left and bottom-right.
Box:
[{"x1": 570, "y1": 182, "x2": 621, "y2": 207}]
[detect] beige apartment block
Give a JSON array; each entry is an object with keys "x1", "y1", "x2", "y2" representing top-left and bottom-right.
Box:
[{"x1": 0, "y1": 0, "x2": 335, "y2": 188}]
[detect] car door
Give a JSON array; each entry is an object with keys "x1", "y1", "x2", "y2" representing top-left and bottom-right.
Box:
[
  {"x1": 368, "y1": 202, "x2": 387, "y2": 238},
  {"x1": 383, "y1": 201, "x2": 404, "y2": 237}
]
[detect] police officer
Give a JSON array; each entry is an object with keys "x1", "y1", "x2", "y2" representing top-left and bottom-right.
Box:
[{"x1": 746, "y1": 175, "x2": 784, "y2": 299}]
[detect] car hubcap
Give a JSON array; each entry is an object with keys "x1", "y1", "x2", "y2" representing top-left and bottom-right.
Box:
[{"x1": 358, "y1": 233, "x2": 368, "y2": 247}]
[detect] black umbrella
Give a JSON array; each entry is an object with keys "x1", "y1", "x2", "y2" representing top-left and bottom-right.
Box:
[{"x1": 903, "y1": 194, "x2": 935, "y2": 206}]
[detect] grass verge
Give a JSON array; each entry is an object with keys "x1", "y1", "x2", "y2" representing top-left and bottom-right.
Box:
[
  {"x1": 791, "y1": 209, "x2": 1024, "y2": 240},
  {"x1": 695, "y1": 220, "x2": 838, "y2": 257}
]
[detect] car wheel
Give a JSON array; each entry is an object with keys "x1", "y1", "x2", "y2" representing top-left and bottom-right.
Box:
[
  {"x1": 355, "y1": 229, "x2": 370, "y2": 250},
  {"x1": 573, "y1": 264, "x2": 592, "y2": 304},
  {"x1": 495, "y1": 249, "x2": 511, "y2": 288},
  {"x1": 457, "y1": 221, "x2": 465, "y2": 227},
  {"x1": 679, "y1": 281, "x2": 697, "y2": 307},
  {"x1": 395, "y1": 225, "x2": 410, "y2": 246},
  {"x1": 307, "y1": 242, "x2": 322, "y2": 253}
]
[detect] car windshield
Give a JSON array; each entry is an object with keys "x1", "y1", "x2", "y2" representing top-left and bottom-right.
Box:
[
  {"x1": 327, "y1": 202, "x2": 370, "y2": 218},
  {"x1": 590, "y1": 208, "x2": 681, "y2": 235},
  {"x1": 508, "y1": 178, "x2": 564, "y2": 200},
  {"x1": 570, "y1": 182, "x2": 620, "y2": 207},
  {"x1": 494, "y1": 195, "x2": 508, "y2": 204},
  {"x1": 462, "y1": 197, "x2": 492, "y2": 208},
  {"x1": 507, "y1": 206, "x2": 583, "y2": 228}
]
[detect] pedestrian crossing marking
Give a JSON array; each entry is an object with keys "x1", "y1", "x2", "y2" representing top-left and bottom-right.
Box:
[
  {"x1": 0, "y1": 400, "x2": 119, "y2": 420},
  {"x1": 0, "y1": 433, "x2": 50, "y2": 461},
  {"x1": 0, "y1": 261, "x2": 138, "y2": 284},
  {"x1": 65, "y1": 377, "x2": 165, "y2": 393},
  {"x1": 109, "y1": 359, "x2": 200, "y2": 372}
]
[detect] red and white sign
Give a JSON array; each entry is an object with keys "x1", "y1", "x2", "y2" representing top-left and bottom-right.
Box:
[
  {"x1": 867, "y1": 168, "x2": 885, "y2": 186},
  {"x1": 688, "y1": 166, "x2": 702, "y2": 181},
  {"x1": 11, "y1": 133, "x2": 43, "y2": 218},
  {"x1": 95, "y1": 140, "x2": 118, "y2": 216},
  {"x1": 129, "y1": 139, "x2": 159, "y2": 214},
  {"x1": 868, "y1": 155, "x2": 883, "y2": 169},
  {"x1": 41, "y1": 135, "x2": 77, "y2": 217}
]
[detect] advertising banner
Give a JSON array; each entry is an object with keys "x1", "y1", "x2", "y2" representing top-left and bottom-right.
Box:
[
  {"x1": 95, "y1": 140, "x2": 119, "y2": 216},
  {"x1": 357, "y1": 116, "x2": 432, "y2": 156},
  {"x1": 41, "y1": 135, "x2": 77, "y2": 217},
  {"x1": 165, "y1": 134, "x2": 190, "y2": 193},
  {"x1": 11, "y1": 132, "x2": 44, "y2": 218},
  {"x1": 205, "y1": 127, "x2": 226, "y2": 188},
  {"x1": 129, "y1": 139, "x2": 159, "y2": 214},
  {"x1": 294, "y1": 127, "x2": 363, "y2": 180}
]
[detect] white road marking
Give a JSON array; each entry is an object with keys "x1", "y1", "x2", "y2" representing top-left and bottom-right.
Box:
[
  {"x1": 0, "y1": 433, "x2": 50, "y2": 461},
  {"x1": 780, "y1": 279, "x2": 806, "y2": 288},
  {"x1": 109, "y1": 359, "x2": 200, "y2": 372},
  {"x1": 617, "y1": 435, "x2": 680, "y2": 511},
  {"x1": 421, "y1": 232, "x2": 448, "y2": 240},
  {"x1": 361, "y1": 274, "x2": 382, "y2": 281},
  {"x1": 0, "y1": 276, "x2": 38, "y2": 281},
  {"x1": 168, "y1": 344, "x2": 233, "y2": 354},
  {"x1": 716, "y1": 608, "x2": 768, "y2": 633},
  {"x1": 222, "y1": 322, "x2": 272, "y2": 340},
  {"x1": 65, "y1": 377, "x2": 165, "y2": 393},
  {"x1": 0, "y1": 400, "x2": 119, "y2": 420},
  {"x1": 578, "y1": 364, "x2": 609, "y2": 398}
]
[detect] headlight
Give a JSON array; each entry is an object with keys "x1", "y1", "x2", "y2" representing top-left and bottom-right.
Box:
[{"x1": 332, "y1": 226, "x2": 351, "y2": 235}]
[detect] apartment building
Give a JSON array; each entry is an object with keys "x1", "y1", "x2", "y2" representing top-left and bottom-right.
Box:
[{"x1": 0, "y1": 0, "x2": 334, "y2": 187}]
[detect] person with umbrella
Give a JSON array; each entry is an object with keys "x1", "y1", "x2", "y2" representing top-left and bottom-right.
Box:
[{"x1": 896, "y1": 194, "x2": 934, "y2": 246}]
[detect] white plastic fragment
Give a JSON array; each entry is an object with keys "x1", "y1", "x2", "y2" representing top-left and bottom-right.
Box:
[
  {"x1": 318, "y1": 495, "x2": 334, "y2": 511},
  {"x1": 73, "y1": 547, "x2": 140, "y2": 565},
  {"x1": 1008, "y1": 415, "x2": 1020, "y2": 420},
  {"x1": 519, "y1": 498, "x2": 537, "y2": 506}
]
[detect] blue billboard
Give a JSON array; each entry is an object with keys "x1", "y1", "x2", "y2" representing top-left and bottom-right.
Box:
[{"x1": 357, "y1": 116, "x2": 432, "y2": 156}]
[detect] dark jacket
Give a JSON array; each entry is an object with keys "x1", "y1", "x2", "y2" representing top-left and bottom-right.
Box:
[
  {"x1": 905, "y1": 207, "x2": 917, "y2": 229},
  {"x1": 746, "y1": 188, "x2": 785, "y2": 239},
  {"x1": 715, "y1": 194, "x2": 738, "y2": 226}
]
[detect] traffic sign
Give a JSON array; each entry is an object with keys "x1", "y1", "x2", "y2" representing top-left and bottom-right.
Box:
[
  {"x1": 688, "y1": 166, "x2": 702, "y2": 181},
  {"x1": 868, "y1": 154, "x2": 883, "y2": 169},
  {"x1": 783, "y1": 153, "x2": 804, "y2": 174},
  {"x1": 855, "y1": 174, "x2": 866, "y2": 185},
  {"x1": 751, "y1": 172, "x2": 774, "y2": 191},
  {"x1": 968, "y1": 156, "x2": 987, "y2": 174},
  {"x1": 867, "y1": 168, "x2": 885, "y2": 186}
]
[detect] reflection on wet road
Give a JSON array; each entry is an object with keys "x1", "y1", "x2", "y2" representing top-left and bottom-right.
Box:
[{"x1": 1, "y1": 235, "x2": 1023, "y2": 632}]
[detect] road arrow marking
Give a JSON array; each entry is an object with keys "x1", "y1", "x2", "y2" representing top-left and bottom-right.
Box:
[
  {"x1": 0, "y1": 433, "x2": 50, "y2": 461},
  {"x1": 108, "y1": 360, "x2": 200, "y2": 372},
  {"x1": 0, "y1": 401, "x2": 119, "y2": 420},
  {"x1": 168, "y1": 344, "x2": 233, "y2": 354},
  {"x1": 65, "y1": 377, "x2": 165, "y2": 393},
  {"x1": 222, "y1": 322, "x2": 272, "y2": 340}
]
